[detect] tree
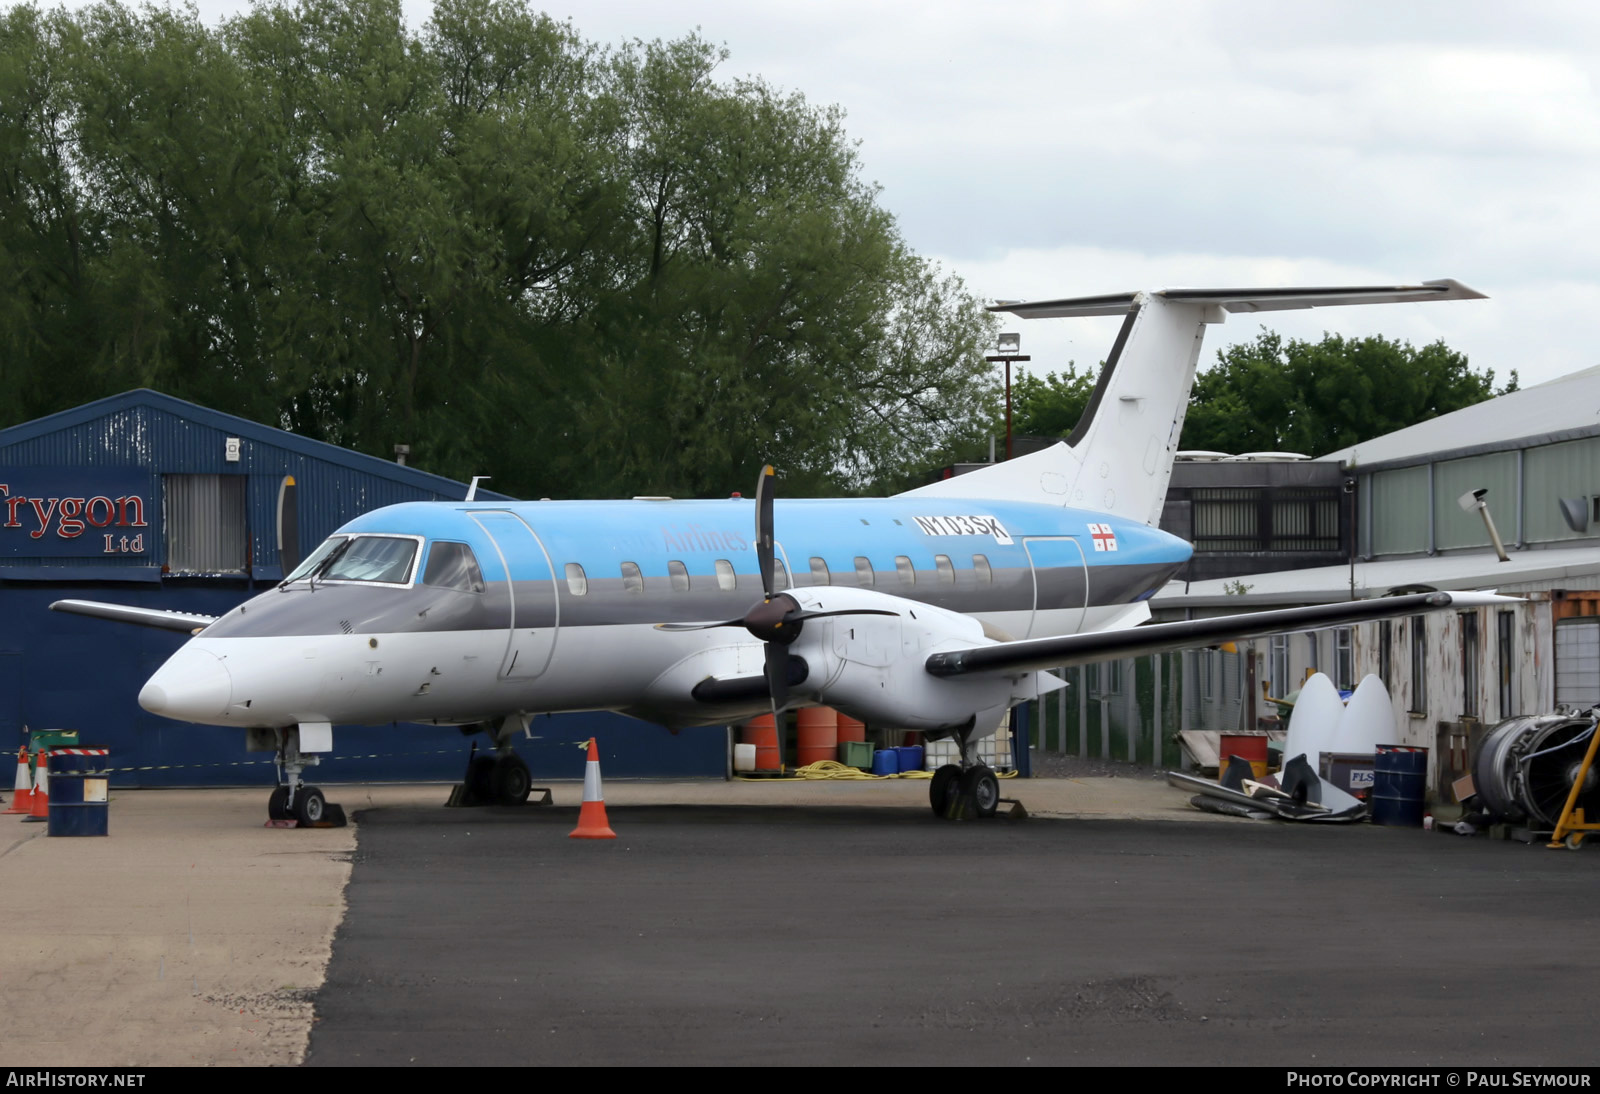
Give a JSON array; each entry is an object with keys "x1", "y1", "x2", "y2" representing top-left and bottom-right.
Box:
[
  {"x1": 1008, "y1": 363, "x2": 1097, "y2": 440},
  {"x1": 0, "y1": 0, "x2": 998, "y2": 500},
  {"x1": 1181, "y1": 331, "x2": 1516, "y2": 457}
]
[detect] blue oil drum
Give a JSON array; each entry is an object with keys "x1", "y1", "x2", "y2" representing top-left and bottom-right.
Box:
[
  {"x1": 871, "y1": 749, "x2": 900, "y2": 776},
  {"x1": 1371, "y1": 745, "x2": 1428, "y2": 828},
  {"x1": 47, "y1": 749, "x2": 110, "y2": 837},
  {"x1": 895, "y1": 745, "x2": 924, "y2": 773}
]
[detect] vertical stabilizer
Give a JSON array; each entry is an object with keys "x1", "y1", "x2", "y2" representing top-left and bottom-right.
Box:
[{"x1": 900, "y1": 280, "x2": 1484, "y2": 525}]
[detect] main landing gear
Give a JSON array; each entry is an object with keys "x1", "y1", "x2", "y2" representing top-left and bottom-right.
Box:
[
  {"x1": 453, "y1": 716, "x2": 538, "y2": 807},
  {"x1": 928, "y1": 732, "x2": 1001, "y2": 820}
]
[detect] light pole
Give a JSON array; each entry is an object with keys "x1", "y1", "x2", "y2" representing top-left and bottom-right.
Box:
[{"x1": 986, "y1": 332, "x2": 1031, "y2": 461}]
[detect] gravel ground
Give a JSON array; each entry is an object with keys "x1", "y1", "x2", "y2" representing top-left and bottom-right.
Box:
[{"x1": 1027, "y1": 748, "x2": 1170, "y2": 780}]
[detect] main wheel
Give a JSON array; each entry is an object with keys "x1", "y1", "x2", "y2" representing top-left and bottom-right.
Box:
[
  {"x1": 959, "y1": 766, "x2": 1000, "y2": 819},
  {"x1": 930, "y1": 764, "x2": 962, "y2": 818},
  {"x1": 295, "y1": 786, "x2": 327, "y2": 826},
  {"x1": 492, "y1": 755, "x2": 533, "y2": 806},
  {"x1": 268, "y1": 786, "x2": 291, "y2": 821},
  {"x1": 466, "y1": 755, "x2": 496, "y2": 803}
]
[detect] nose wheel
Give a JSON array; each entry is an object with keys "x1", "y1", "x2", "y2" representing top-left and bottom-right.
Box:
[{"x1": 266, "y1": 727, "x2": 343, "y2": 827}]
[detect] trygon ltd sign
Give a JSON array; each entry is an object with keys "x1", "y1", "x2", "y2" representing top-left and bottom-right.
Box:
[{"x1": 0, "y1": 470, "x2": 153, "y2": 558}]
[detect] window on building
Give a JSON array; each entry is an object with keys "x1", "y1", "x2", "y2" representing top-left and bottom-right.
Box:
[
  {"x1": 564, "y1": 562, "x2": 588, "y2": 596},
  {"x1": 714, "y1": 559, "x2": 736, "y2": 591},
  {"x1": 1461, "y1": 612, "x2": 1480, "y2": 718},
  {"x1": 809, "y1": 557, "x2": 830, "y2": 585},
  {"x1": 934, "y1": 554, "x2": 955, "y2": 584},
  {"x1": 1200, "y1": 649, "x2": 1215, "y2": 702},
  {"x1": 972, "y1": 554, "x2": 992, "y2": 583},
  {"x1": 422, "y1": 542, "x2": 484, "y2": 593},
  {"x1": 854, "y1": 557, "x2": 874, "y2": 586},
  {"x1": 1497, "y1": 610, "x2": 1516, "y2": 719},
  {"x1": 668, "y1": 560, "x2": 690, "y2": 592},
  {"x1": 1108, "y1": 659, "x2": 1124, "y2": 696},
  {"x1": 620, "y1": 561, "x2": 644, "y2": 594},
  {"x1": 1379, "y1": 621, "x2": 1393, "y2": 685},
  {"x1": 1335, "y1": 628, "x2": 1353, "y2": 690},
  {"x1": 1306, "y1": 632, "x2": 1320, "y2": 676},
  {"x1": 1270, "y1": 634, "x2": 1289, "y2": 696},
  {"x1": 895, "y1": 556, "x2": 915, "y2": 586},
  {"x1": 1410, "y1": 616, "x2": 1428, "y2": 713},
  {"x1": 1556, "y1": 618, "x2": 1600, "y2": 710},
  {"x1": 164, "y1": 474, "x2": 248, "y2": 574}
]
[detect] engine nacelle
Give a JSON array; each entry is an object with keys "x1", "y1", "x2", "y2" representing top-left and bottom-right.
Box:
[{"x1": 783, "y1": 587, "x2": 1063, "y2": 735}]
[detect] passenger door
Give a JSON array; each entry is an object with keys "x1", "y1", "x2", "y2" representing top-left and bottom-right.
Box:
[
  {"x1": 1022, "y1": 537, "x2": 1088, "y2": 639},
  {"x1": 469, "y1": 511, "x2": 559, "y2": 680}
]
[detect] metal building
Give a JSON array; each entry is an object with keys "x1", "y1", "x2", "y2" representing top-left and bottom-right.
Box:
[{"x1": 0, "y1": 390, "x2": 727, "y2": 785}]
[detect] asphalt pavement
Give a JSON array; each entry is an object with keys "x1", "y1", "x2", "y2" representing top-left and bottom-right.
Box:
[{"x1": 305, "y1": 798, "x2": 1600, "y2": 1067}]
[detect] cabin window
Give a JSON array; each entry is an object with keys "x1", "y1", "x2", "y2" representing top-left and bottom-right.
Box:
[
  {"x1": 854, "y1": 557, "x2": 874, "y2": 587},
  {"x1": 934, "y1": 554, "x2": 955, "y2": 585},
  {"x1": 564, "y1": 562, "x2": 588, "y2": 596},
  {"x1": 285, "y1": 536, "x2": 346, "y2": 583},
  {"x1": 322, "y1": 535, "x2": 418, "y2": 585},
  {"x1": 668, "y1": 560, "x2": 690, "y2": 592},
  {"x1": 164, "y1": 474, "x2": 248, "y2": 574},
  {"x1": 809, "y1": 557, "x2": 830, "y2": 585},
  {"x1": 972, "y1": 554, "x2": 992, "y2": 583},
  {"x1": 621, "y1": 561, "x2": 644, "y2": 593},
  {"x1": 423, "y1": 542, "x2": 484, "y2": 593},
  {"x1": 773, "y1": 558, "x2": 791, "y2": 590},
  {"x1": 895, "y1": 556, "x2": 915, "y2": 586},
  {"x1": 715, "y1": 559, "x2": 736, "y2": 591}
]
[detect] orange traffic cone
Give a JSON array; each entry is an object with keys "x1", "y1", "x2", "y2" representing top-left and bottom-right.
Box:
[
  {"x1": 568, "y1": 738, "x2": 616, "y2": 839},
  {"x1": 5, "y1": 747, "x2": 32, "y2": 815},
  {"x1": 24, "y1": 749, "x2": 49, "y2": 822}
]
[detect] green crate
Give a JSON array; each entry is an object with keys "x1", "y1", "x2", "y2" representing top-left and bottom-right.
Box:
[{"x1": 840, "y1": 740, "x2": 873, "y2": 770}]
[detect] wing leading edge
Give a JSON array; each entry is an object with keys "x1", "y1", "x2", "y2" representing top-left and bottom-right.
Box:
[
  {"x1": 51, "y1": 599, "x2": 218, "y2": 634},
  {"x1": 924, "y1": 592, "x2": 1518, "y2": 678}
]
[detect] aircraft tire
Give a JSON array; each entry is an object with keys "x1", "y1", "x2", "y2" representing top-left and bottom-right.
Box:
[
  {"x1": 467, "y1": 756, "x2": 496, "y2": 803},
  {"x1": 295, "y1": 786, "x2": 327, "y2": 826},
  {"x1": 268, "y1": 786, "x2": 291, "y2": 821},
  {"x1": 929, "y1": 764, "x2": 962, "y2": 818},
  {"x1": 959, "y1": 766, "x2": 1000, "y2": 819},
  {"x1": 492, "y1": 756, "x2": 533, "y2": 806}
]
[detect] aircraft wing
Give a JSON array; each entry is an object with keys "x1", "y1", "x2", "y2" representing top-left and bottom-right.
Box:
[
  {"x1": 924, "y1": 591, "x2": 1516, "y2": 678},
  {"x1": 992, "y1": 280, "x2": 1486, "y2": 318},
  {"x1": 51, "y1": 599, "x2": 218, "y2": 634}
]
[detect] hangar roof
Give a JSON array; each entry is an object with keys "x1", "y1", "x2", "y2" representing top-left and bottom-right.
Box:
[
  {"x1": 1318, "y1": 365, "x2": 1600, "y2": 470},
  {"x1": 0, "y1": 388, "x2": 513, "y2": 501}
]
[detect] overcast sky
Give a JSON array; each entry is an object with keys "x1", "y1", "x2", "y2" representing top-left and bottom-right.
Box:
[{"x1": 56, "y1": 0, "x2": 1600, "y2": 388}]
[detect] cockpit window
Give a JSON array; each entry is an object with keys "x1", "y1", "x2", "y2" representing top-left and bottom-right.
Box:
[
  {"x1": 322, "y1": 536, "x2": 419, "y2": 585},
  {"x1": 284, "y1": 535, "x2": 347, "y2": 584},
  {"x1": 422, "y1": 541, "x2": 484, "y2": 592}
]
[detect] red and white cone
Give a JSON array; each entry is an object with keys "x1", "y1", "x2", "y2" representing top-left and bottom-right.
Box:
[
  {"x1": 24, "y1": 749, "x2": 49, "y2": 822},
  {"x1": 569, "y1": 737, "x2": 616, "y2": 839},
  {"x1": 5, "y1": 747, "x2": 32, "y2": 815}
]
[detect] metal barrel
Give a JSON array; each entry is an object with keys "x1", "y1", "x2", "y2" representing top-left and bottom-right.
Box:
[
  {"x1": 46, "y1": 748, "x2": 110, "y2": 837},
  {"x1": 1371, "y1": 745, "x2": 1428, "y2": 828}
]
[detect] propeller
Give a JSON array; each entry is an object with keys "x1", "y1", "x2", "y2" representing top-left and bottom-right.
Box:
[{"x1": 656, "y1": 465, "x2": 895, "y2": 710}]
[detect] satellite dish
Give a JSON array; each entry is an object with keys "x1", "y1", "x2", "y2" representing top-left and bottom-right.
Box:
[{"x1": 1559, "y1": 497, "x2": 1589, "y2": 535}]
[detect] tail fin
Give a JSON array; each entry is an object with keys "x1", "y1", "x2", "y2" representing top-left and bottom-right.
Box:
[{"x1": 901, "y1": 280, "x2": 1485, "y2": 525}]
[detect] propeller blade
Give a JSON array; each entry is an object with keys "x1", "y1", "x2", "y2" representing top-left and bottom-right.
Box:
[
  {"x1": 789, "y1": 608, "x2": 900, "y2": 622},
  {"x1": 764, "y1": 641, "x2": 791, "y2": 713},
  {"x1": 654, "y1": 619, "x2": 746, "y2": 632},
  {"x1": 755, "y1": 464, "x2": 776, "y2": 599}
]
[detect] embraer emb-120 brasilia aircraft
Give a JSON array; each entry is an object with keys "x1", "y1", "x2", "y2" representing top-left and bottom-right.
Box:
[{"x1": 55, "y1": 281, "x2": 1510, "y2": 824}]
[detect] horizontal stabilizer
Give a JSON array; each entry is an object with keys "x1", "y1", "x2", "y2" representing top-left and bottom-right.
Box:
[
  {"x1": 992, "y1": 279, "x2": 1485, "y2": 319},
  {"x1": 925, "y1": 591, "x2": 1517, "y2": 679},
  {"x1": 51, "y1": 599, "x2": 217, "y2": 634}
]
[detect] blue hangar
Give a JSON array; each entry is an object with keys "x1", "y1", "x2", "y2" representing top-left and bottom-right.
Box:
[{"x1": 0, "y1": 390, "x2": 727, "y2": 785}]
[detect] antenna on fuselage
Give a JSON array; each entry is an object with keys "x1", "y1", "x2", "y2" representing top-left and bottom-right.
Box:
[{"x1": 465, "y1": 476, "x2": 490, "y2": 502}]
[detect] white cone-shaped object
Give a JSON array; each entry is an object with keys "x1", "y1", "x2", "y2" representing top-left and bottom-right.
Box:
[
  {"x1": 1281, "y1": 673, "x2": 1342, "y2": 775},
  {"x1": 1330, "y1": 674, "x2": 1394, "y2": 758}
]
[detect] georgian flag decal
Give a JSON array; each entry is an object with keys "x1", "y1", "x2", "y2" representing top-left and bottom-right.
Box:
[{"x1": 1088, "y1": 523, "x2": 1118, "y2": 552}]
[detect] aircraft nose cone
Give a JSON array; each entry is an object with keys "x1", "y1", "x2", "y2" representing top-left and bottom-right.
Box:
[{"x1": 139, "y1": 647, "x2": 232, "y2": 722}]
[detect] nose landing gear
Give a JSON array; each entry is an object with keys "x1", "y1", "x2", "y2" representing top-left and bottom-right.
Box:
[{"x1": 266, "y1": 727, "x2": 344, "y2": 827}]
